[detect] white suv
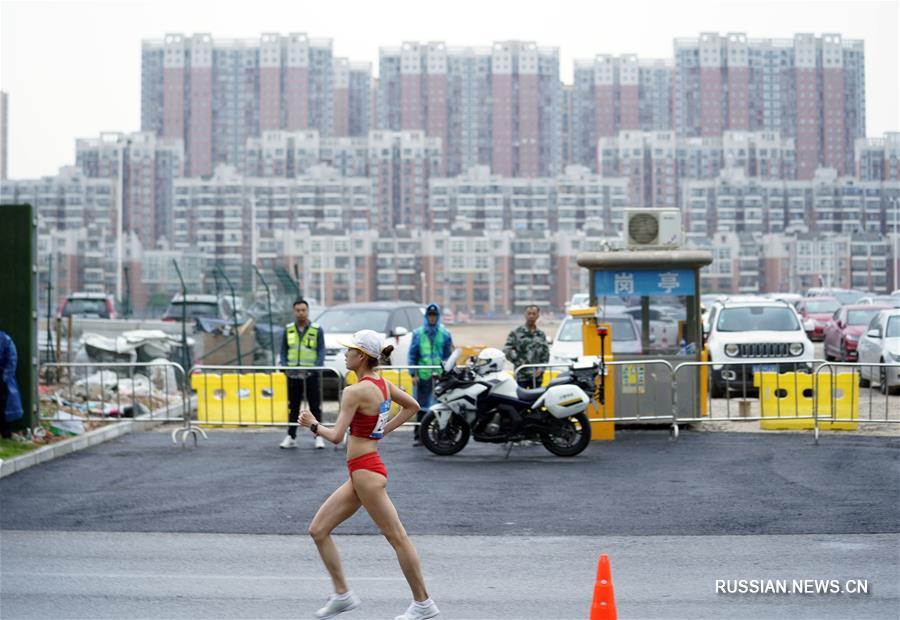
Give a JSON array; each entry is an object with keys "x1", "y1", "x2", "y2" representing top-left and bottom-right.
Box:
[{"x1": 706, "y1": 298, "x2": 814, "y2": 397}]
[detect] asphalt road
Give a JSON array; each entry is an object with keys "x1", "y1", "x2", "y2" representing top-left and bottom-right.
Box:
[
  {"x1": 2, "y1": 531, "x2": 896, "y2": 620},
  {"x1": 2, "y1": 429, "x2": 898, "y2": 536},
  {"x1": 1, "y1": 428, "x2": 898, "y2": 619}
]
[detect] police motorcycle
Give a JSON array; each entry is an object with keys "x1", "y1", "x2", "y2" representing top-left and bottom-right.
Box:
[{"x1": 419, "y1": 348, "x2": 604, "y2": 457}]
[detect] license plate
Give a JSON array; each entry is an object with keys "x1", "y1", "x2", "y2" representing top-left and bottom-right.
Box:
[{"x1": 753, "y1": 365, "x2": 777, "y2": 373}]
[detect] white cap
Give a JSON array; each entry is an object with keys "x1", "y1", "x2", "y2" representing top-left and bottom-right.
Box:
[{"x1": 337, "y1": 329, "x2": 384, "y2": 359}]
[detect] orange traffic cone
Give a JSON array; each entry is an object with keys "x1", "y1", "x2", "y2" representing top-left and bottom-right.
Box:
[{"x1": 589, "y1": 553, "x2": 617, "y2": 620}]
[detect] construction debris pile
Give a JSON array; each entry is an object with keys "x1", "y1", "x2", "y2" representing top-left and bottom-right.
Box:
[
  {"x1": 40, "y1": 353, "x2": 185, "y2": 436},
  {"x1": 78, "y1": 329, "x2": 190, "y2": 365}
]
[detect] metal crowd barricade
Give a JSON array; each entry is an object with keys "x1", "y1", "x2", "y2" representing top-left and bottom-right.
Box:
[
  {"x1": 812, "y1": 361, "x2": 900, "y2": 442},
  {"x1": 513, "y1": 359, "x2": 677, "y2": 426},
  {"x1": 671, "y1": 359, "x2": 829, "y2": 436},
  {"x1": 186, "y1": 363, "x2": 441, "y2": 439},
  {"x1": 603, "y1": 359, "x2": 676, "y2": 426},
  {"x1": 38, "y1": 361, "x2": 189, "y2": 433},
  {"x1": 188, "y1": 364, "x2": 344, "y2": 430}
]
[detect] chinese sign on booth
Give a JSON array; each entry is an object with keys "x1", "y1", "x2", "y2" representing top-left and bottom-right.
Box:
[{"x1": 594, "y1": 269, "x2": 695, "y2": 297}]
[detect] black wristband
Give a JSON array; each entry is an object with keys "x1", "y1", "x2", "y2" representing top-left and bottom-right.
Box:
[{"x1": 310, "y1": 423, "x2": 318, "y2": 435}]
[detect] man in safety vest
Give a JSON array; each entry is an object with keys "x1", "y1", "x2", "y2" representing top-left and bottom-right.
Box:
[
  {"x1": 279, "y1": 299, "x2": 326, "y2": 449},
  {"x1": 407, "y1": 303, "x2": 454, "y2": 445}
]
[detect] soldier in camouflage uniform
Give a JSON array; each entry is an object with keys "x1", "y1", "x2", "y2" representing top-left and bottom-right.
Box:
[{"x1": 503, "y1": 305, "x2": 550, "y2": 388}]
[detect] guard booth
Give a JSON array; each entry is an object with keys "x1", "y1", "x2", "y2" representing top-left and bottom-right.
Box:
[{"x1": 575, "y1": 250, "x2": 713, "y2": 421}]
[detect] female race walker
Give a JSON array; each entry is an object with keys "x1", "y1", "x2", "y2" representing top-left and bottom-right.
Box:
[{"x1": 298, "y1": 329, "x2": 440, "y2": 620}]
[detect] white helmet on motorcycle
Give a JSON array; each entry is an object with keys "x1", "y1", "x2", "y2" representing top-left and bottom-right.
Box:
[{"x1": 473, "y1": 347, "x2": 506, "y2": 375}]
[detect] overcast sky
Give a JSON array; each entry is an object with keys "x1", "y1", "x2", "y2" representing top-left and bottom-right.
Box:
[{"x1": 1, "y1": 0, "x2": 897, "y2": 179}]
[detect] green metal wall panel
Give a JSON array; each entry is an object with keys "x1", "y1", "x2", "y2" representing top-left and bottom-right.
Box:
[{"x1": 0, "y1": 204, "x2": 38, "y2": 429}]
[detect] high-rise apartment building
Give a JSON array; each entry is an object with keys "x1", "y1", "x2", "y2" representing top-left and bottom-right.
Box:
[
  {"x1": 856, "y1": 133, "x2": 900, "y2": 182},
  {"x1": 490, "y1": 41, "x2": 561, "y2": 178},
  {"x1": 333, "y1": 59, "x2": 373, "y2": 137},
  {"x1": 429, "y1": 165, "x2": 629, "y2": 233},
  {"x1": 377, "y1": 42, "x2": 449, "y2": 174},
  {"x1": 599, "y1": 130, "x2": 798, "y2": 210},
  {"x1": 244, "y1": 129, "x2": 440, "y2": 231},
  {"x1": 368, "y1": 130, "x2": 442, "y2": 230},
  {"x1": 571, "y1": 56, "x2": 673, "y2": 170},
  {"x1": 142, "y1": 33, "x2": 344, "y2": 176},
  {"x1": 172, "y1": 164, "x2": 375, "y2": 287},
  {"x1": 446, "y1": 47, "x2": 493, "y2": 176},
  {"x1": 75, "y1": 132, "x2": 184, "y2": 248},
  {"x1": 142, "y1": 31, "x2": 867, "y2": 182},
  {"x1": 682, "y1": 167, "x2": 898, "y2": 237},
  {"x1": 1, "y1": 166, "x2": 115, "y2": 236},
  {"x1": 674, "y1": 33, "x2": 865, "y2": 178},
  {"x1": 1, "y1": 167, "x2": 117, "y2": 296},
  {"x1": 379, "y1": 40, "x2": 561, "y2": 178}
]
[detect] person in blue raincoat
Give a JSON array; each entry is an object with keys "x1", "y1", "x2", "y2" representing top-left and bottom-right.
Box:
[
  {"x1": 407, "y1": 304, "x2": 453, "y2": 446},
  {"x1": 0, "y1": 331, "x2": 24, "y2": 439}
]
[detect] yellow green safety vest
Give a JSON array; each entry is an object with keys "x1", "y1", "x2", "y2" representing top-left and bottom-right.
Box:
[
  {"x1": 417, "y1": 328, "x2": 445, "y2": 380},
  {"x1": 286, "y1": 322, "x2": 319, "y2": 367}
]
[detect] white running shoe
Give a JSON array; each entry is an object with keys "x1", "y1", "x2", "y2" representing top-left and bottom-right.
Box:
[
  {"x1": 314, "y1": 591, "x2": 360, "y2": 618},
  {"x1": 315, "y1": 436, "x2": 326, "y2": 449},
  {"x1": 394, "y1": 599, "x2": 440, "y2": 620},
  {"x1": 279, "y1": 436, "x2": 297, "y2": 449}
]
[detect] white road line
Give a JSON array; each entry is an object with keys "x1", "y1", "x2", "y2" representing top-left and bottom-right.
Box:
[{"x1": 4, "y1": 572, "x2": 414, "y2": 581}]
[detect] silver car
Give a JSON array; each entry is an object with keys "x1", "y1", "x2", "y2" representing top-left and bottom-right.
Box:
[
  {"x1": 856, "y1": 309, "x2": 900, "y2": 395},
  {"x1": 314, "y1": 302, "x2": 423, "y2": 378},
  {"x1": 549, "y1": 314, "x2": 642, "y2": 367}
]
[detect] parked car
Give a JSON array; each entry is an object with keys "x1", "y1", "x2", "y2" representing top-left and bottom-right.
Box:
[
  {"x1": 549, "y1": 314, "x2": 642, "y2": 366},
  {"x1": 162, "y1": 294, "x2": 231, "y2": 322},
  {"x1": 856, "y1": 309, "x2": 900, "y2": 395},
  {"x1": 769, "y1": 292, "x2": 803, "y2": 307},
  {"x1": 805, "y1": 288, "x2": 866, "y2": 305},
  {"x1": 565, "y1": 293, "x2": 590, "y2": 310},
  {"x1": 706, "y1": 298, "x2": 814, "y2": 397},
  {"x1": 596, "y1": 300, "x2": 629, "y2": 316},
  {"x1": 796, "y1": 296, "x2": 841, "y2": 341},
  {"x1": 823, "y1": 304, "x2": 890, "y2": 361},
  {"x1": 703, "y1": 295, "x2": 768, "y2": 334},
  {"x1": 314, "y1": 302, "x2": 424, "y2": 378},
  {"x1": 623, "y1": 306, "x2": 679, "y2": 351},
  {"x1": 856, "y1": 295, "x2": 900, "y2": 308},
  {"x1": 59, "y1": 292, "x2": 117, "y2": 319},
  {"x1": 700, "y1": 294, "x2": 724, "y2": 307},
  {"x1": 831, "y1": 289, "x2": 868, "y2": 305}
]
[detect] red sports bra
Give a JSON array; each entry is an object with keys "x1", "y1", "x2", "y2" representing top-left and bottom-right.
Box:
[{"x1": 350, "y1": 376, "x2": 390, "y2": 439}]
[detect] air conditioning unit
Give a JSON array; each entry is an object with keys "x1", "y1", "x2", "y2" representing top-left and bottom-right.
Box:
[{"x1": 624, "y1": 209, "x2": 683, "y2": 249}]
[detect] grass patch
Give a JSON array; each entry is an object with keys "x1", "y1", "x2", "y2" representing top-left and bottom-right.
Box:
[{"x1": 0, "y1": 438, "x2": 40, "y2": 460}]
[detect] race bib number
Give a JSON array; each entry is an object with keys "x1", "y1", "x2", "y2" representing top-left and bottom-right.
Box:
[{"x1": 369, "y1": 400, "x2": 390, "y2": 439}]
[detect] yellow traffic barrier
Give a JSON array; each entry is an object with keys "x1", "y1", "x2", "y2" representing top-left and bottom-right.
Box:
[
  {"x1": 191, "y1": 372, "x2": 288, "y2": 427},
  {"x1": 757, "y1": 371, "x2": 859, "y2": 431},
  {"x1": 813, "y1": 372, "x2": 860, "y2": 430}
]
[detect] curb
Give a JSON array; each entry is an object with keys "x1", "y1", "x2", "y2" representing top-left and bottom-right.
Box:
[{"x1": 0, "y1": 398, "x2": 193, "y2": 479}]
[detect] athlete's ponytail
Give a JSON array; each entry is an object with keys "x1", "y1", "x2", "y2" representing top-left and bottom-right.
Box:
[
  {"x1": 361, "y1": 344, "x2": 393, "y2": 369},
  {"x1": 379, "y1": 344, "x2": 395, "y2": 367}
]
